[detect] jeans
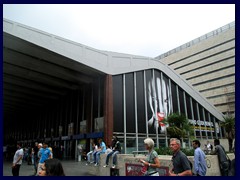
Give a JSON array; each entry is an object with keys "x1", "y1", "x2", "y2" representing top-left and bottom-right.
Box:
[
  {"x1": 105, "y1": 151, "x2": 120, "y2": 165},
  {"x1": 87, "y1": 151, "x2": 93, "y2": 162},
  {"x1": 92, "y1": 151, "x2": 98, "y2": 163},
  {"x1": 34, "y1": 155, "x2": 38, "y2": 172},
  {"x1": 95, "y1": 151, "x2": 104, "y2": 164}
]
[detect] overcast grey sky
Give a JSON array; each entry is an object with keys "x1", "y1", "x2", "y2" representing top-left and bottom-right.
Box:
[{"x1": 3, "y1": 4, "x2": 235, "y2": 57}]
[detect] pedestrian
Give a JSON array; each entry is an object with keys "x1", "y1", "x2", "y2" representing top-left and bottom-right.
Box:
[
  {"x1": 12, "y1": 143, "x2": 24, "y2": 176},
  {"x1": 23, "y1": 146, "x2": 28, "y2": 162},
  {"x1": 169, "y1": 138, "x2": 192, "y2": 176},
  {"x1": 48, "y1": 147, "x2": 53, "y2": 159},
  {"x1": 59, "y1": 145, "x2": 64, "y2": 160},
  {"x1": 52, "y1": 145, "x2": 59, "y2": 159},
  {"x1": 139, "y1": 138, "x2": 160, "y2": 176},
  {"x1": 27, "y1": 145, "x2": 32, "y2": 165},
  {"x1": 86, "y1": 141, "x2": 98, "y2": 165},
  {"x1": 94, "y1": 138, "x2": 106, "y2": 166},
  {"x1": 37, "y1": 142, "x2": 51, "y2": 175},
  {"x1": 192, "y1": 140, "x2": 207, "y2": 176},
  {"x1": 105, "y1": 145, "x2": 113, "y2": 154},
  {"x1": 103, "y1": 136, "x2": 121, "y2": 168},
  {"x1": 38, "y1": 158, "x2": 65, "y2": 176},
  {"x1": 31, "y1": 147, "x2": 34, "y2": 165},
  {"x1": 228, "y1": 141, "x2": 235, "y2": 176},
  {"x1": 33, "y1": 142, "x2": 40, "y2": 174},
  {"x1": 210, "y1": 139, "x2": 230, "y2": 176}
]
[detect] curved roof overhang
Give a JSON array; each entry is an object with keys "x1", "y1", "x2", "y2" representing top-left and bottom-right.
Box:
[{"x1": 3, "y1": 18, "x2": 224, "y2": 122}]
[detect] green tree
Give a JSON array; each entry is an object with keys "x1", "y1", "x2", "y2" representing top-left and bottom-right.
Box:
[
  {"x1": 164, "y1": 113, "x2": 194, "y2": 140},
  {"x1": 220, "y1": 115, "x2": 235, "y2": 152}
]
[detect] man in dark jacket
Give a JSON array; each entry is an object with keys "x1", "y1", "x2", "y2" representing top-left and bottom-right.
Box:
[
  {"x1": 103, "y1": 136, "x2": 121, "y2": 168},
  {"x1": 211, "y1": 139, "x2": 230, "y2": 176}
]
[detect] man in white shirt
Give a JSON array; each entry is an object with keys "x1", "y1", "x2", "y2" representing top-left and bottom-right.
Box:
[{"x1": 12, "y1": 143, "x2": 24, "y2": 176}]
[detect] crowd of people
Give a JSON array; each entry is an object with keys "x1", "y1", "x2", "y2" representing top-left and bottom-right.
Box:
[
  {"x1": 10, "y1": 142, "x2": 65, "y2": 176},
  {"x1": 7, "y1": 137, "x2": 235, "y2": 176},
  {"x1": 139, "y1": 138, "x2": 234, "y2": 176},
  {"x1": 85, "y1": 136, "x2": 121, "y2": 169}
]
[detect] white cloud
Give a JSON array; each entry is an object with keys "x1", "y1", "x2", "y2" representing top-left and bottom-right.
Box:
[{"x1": 3, "y1": 4, "x2": 235, "y2": 57}]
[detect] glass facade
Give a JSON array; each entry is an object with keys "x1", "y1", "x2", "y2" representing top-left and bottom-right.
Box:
[{"x1": 112, "y1": 69, "x2": 222, "y2": 152}]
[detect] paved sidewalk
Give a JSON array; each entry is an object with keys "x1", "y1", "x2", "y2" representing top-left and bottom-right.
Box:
[{"x1": 3, "y1": 160, "x2": 97, "y2": 176}]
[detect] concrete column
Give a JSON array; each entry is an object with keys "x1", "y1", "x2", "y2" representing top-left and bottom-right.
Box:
[{"x1": 104, "y1": 75, "x2": 114, "y2": 147}]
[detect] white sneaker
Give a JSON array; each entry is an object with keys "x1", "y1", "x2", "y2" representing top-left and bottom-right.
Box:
[
  {"x1": 94, "y1": 163, "x2": 99, "y2": 166},
  {"x1": 112, "y1": 165, "x2": 116, "y2": 168},
  {"x1": 103, "y1": 164, "x2": 109, "y2": 168}
]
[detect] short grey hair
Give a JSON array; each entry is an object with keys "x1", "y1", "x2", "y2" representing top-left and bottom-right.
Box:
[
  {"x1": 170, "y1": 138, "x2": 181, "y2": 146},
  {"x1": 144, "y1": 138, "x2": 154, "y2": 149}
]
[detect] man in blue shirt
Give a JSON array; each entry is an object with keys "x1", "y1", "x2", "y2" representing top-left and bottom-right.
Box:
[
  {"x1": 192, "y1": 140, "x2": 207, "y2": 176},
  {"x1": 94, "y1": 138, "x2": 106, "y2": 166},
  {"x1": 37, "y1": 142, "x2": 51, "y2": 175}
]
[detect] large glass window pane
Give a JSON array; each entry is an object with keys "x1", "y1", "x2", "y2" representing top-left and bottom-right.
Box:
[
  {"x1": 78, "y1": 90, "x2": 83, "y2": 135},
  {"x1": 171, "y1": 81, "x2": 178, "y2": 113},
  {"x1": 113, "y1": 75, "x2": 124, "y2": 132},
  {"x1": 125, "y1": 73, "x2": 135, "y2": 133},
  {"x1": 93, "y1": 81, "x2": 99, "y2": 119},
  {"x1": 211, "y1": 114, "x2": 217, "y2": 138},
  {"x1": 192, "y1": 100, "x2": 200, "y2": 138},
  {"x1": 199, "y1": 106, "x2": 206, "y2": 138},
  {"x1": 186, "y1": 93, "x2": 192, "y2": 119},
  {"x1": 138, "y1": 138, "x2": 146, "y2": 151},
  {"x1": 205, "y1": 110, "x2": 212, "y2": 137},
  {"x1": 126, "y1": 138, "x2": 136, "y2": 154},
  {"x1": 100, "y1": 77, "x2": 104, "y2": 117},
  {"x1": 136, "y1": 71, "x2": 146, "y2": 133},
  {"x1": 178, "y1": 87, "x2": 186, "y2": 116},
  {"x1": 192, "y1": 99, "x2": 198, "y2": 120}
]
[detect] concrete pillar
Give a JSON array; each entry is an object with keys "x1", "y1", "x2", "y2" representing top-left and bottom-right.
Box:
[{"x1": 104, "y1": 75, "x2": 114, "y2": 146}]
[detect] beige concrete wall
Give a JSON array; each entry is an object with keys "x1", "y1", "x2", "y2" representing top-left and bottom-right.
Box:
[
  {"x1": 161, "y1": 29, "x2": 235, "y2": 65},
  {"x1": 171, "y1": 41, "x2": 235, "y2": 70},
  {"x1": 181, "y1": 58, "x2": 235, "y2": 79},
  {"x1": 201, "y1": 85, "x2": 235, "y2": 98},
  {"x1": 194, "y1": 76, "x2": 235, "y2": 91},
  {"x1": 159, "y1": 26, "x2": 235, "y2": 115}
]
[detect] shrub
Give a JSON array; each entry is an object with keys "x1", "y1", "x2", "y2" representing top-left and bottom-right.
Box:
[{"x1": 154, "y1": 147, "x2": 194, "y2": 156}]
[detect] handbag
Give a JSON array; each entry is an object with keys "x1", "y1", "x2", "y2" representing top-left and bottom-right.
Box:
[{"x1": 141, "y1": 164, "x2": 148, "y2": 175}]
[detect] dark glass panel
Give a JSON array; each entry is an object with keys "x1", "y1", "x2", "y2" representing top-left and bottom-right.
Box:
[
  {"x1": 136, "y1": 71, "x2": 146, "y2": 133},
  {"x1": 125, "y1": 73, "x2": 135, "y2": 133},
  {"x1": 171, "y1": 81, "x2": 178, "y2": 113},
  {"x1": 113, "y1": 75, "x2": 124, "y2": 132},
  {"x1": 185, "y1": 93, "x2": 192, "y2": 119},
  {"x1": 178, "y1": 87, "x2": 186, "y2": 116}
]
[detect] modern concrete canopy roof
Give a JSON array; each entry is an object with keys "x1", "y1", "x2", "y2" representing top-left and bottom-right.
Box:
[{"x1": 3, "y1": 18, "x2": 224, "y2": 121}]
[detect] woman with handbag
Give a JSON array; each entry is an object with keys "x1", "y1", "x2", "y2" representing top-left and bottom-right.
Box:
[{"x1": 139, "y1": 138, "x2": 160, "y2": 176}]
